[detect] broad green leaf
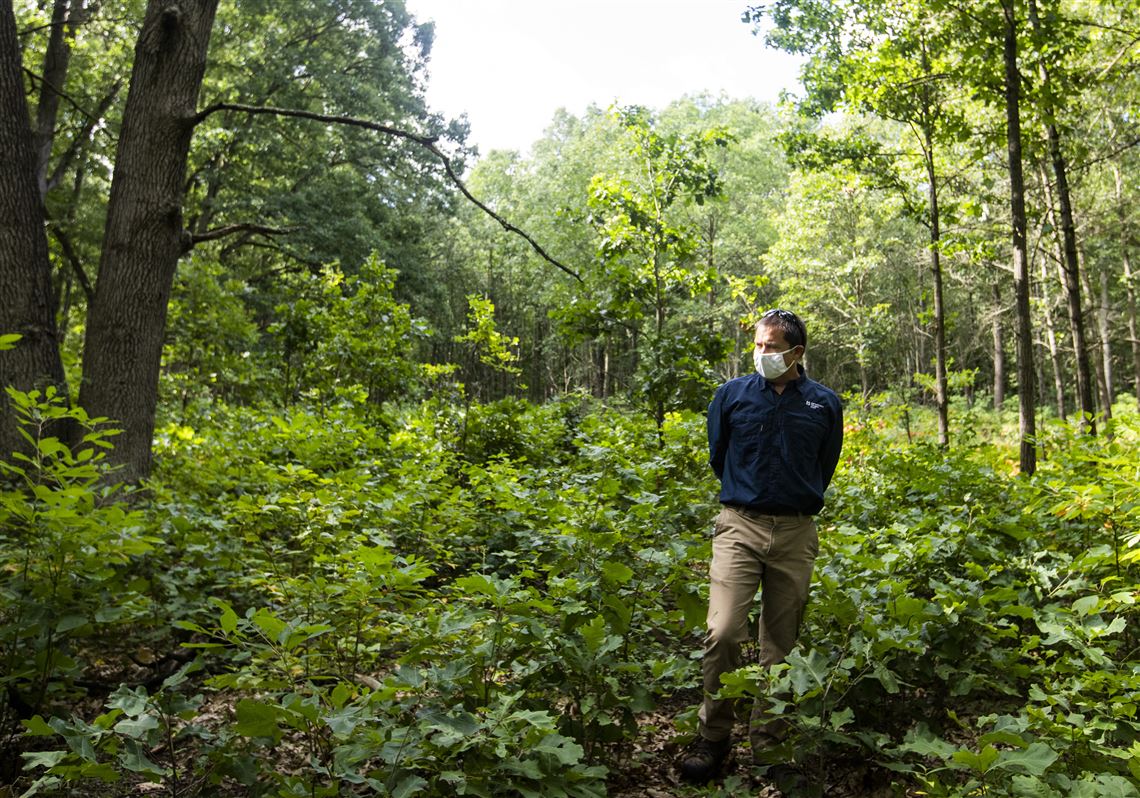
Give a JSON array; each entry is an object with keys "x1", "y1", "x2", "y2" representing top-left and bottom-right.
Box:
[
  {"x1": 392, "y1": 775, "x2": 428, "y2": 798},
  {"x1": 534, "y1": 734, "x2": 585, "y2": 765},
  {"x1": 1010, "y1": 774, "x2": 1062, "y2": 797},
  {"x1": 1069, "y1": 774, "x2": 1140, "y2": 798},
  {"x1": 234, "y1": 700, "x2": 282, "y2": 741},
  {"x1": 21, "y1": 749, "x2": 68, "y2": 770},
  {"x1": 1072, "y1": 596, "x2": 1099, "y2": 616},
  {"x1": 120, "y1": 739, "x2": 167, "y2": 776},
  {"x1": 210, "y1": 598, "x2": 239, "y2": 635},
  {"x1": 952, "y1": 744, "x2": 1000, "y2": 773},
  {"x1": 896, "y1": 725, "x2": 957, "y2": 760},
  {"x1": 993, "y1": 743, "x2": 1058, "y2": 776},
  {"x1": 55, "y1": 615, "x2": 87, "y2": 633},
  {"x1": 113, "y1": 715, "x2": 159, "y2": 739},
  {"x1": 251, "y1": 608, "x2": 287, "y2": 641},
  {"x1": 22, "y1": 716, "x2": 56, "y2": 737},
  {"x1": 600, "y1": 560, "x2": 634, "y2": 585}
]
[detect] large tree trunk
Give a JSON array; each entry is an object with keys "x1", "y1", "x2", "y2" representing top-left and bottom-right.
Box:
[
  {"x1": 0, "y1": 1, "x2": 69, "y2": 459},
  {"x1": 78, "y1": 0, "x2": 220, "y2": 482},
  {"x1": 1002, "y1": 0, "x2": 1037, "y2": 475},
  {"x1": 1027, "y1": 0, "x2": 1094, "y2": 433}
]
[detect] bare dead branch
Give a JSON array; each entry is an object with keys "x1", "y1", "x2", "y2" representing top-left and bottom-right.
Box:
[{"x1": 194, "y1": 102, "x2": 583, "y2": 282}]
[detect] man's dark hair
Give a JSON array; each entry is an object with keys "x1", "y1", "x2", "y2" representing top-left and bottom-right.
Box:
[{"x1": 758, "y1": 308, "x2": 807, "y2": 349}]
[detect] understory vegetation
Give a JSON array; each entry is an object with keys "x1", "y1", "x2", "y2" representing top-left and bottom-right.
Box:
[{"x1": 2, "y1": 388, "x2": 1137, "y2": 797}]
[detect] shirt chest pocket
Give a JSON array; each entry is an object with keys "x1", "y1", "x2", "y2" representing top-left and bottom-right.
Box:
[
  {"x1": 731, "y1": 407, "x2": 774, "y2": 449},
  {"x1": 786, "y1": 405, "x2": 830, "y2": 450}
]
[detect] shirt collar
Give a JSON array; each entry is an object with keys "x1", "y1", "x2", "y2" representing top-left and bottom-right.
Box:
[{"x1": 757, "y1": 364, "x2": 807, "y2": 392}]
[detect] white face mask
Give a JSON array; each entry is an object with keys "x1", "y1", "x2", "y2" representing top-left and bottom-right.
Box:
[{"x1": 753, "y1": 347, "x2": 795, "y2": 380}]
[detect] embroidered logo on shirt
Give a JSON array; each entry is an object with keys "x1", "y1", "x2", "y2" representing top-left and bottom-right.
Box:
[{"x1": 805, "y1": 400, "x2": 824, "y2": 410}]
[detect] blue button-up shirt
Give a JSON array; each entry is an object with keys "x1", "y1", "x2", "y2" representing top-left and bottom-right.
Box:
[{"x1": 707, "y1": 367, "x2": 843, "y2": 515}]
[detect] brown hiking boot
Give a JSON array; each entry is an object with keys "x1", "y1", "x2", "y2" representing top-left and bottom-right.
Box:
[{"x1": 678, "y1": 735, "x2": 731, "y2": 783}]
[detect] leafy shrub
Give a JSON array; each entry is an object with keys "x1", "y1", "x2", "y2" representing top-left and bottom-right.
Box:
[{"x1": 0, "y1": 388, "x2": 153, "y2": 747}]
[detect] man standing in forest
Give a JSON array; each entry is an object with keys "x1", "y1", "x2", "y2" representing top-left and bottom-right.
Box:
[{"x1": 680, "y1": 308, "x2": 843, "y2": 785}]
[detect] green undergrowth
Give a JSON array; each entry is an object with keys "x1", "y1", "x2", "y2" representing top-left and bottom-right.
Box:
[{"x1": 2, "y1": 391, "x2": 1139, "y2": 796}]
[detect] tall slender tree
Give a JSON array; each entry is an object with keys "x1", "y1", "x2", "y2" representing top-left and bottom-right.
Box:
[
  {"x1": 1026, "y1": 0, "x2": 1096, "y2": 430},
  {"x1": 1000, "y1": 0, "x2": 1037, "y2": 474}
]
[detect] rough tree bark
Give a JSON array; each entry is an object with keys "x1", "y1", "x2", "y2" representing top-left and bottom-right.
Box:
[
  {"x1": 0, "y1": 1, "x2": 68, "y2": 459},
  {"x1": 77, "y1": 0, "x2": 221, "y2": 482},
  {"x1": 1002, "y1": 0, "x2": 1037, "y2": 475}
]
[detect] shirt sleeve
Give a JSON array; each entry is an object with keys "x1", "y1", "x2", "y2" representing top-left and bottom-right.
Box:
[
  {"x1": 707, "y1": 386, "x2": 728, "y2": 480},
  {"x1": 819, "y1": 396, "x2": 844, "y2": 489}
]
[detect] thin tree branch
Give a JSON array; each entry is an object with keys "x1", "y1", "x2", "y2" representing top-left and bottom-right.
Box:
[
  {"x1": 244, "y1": 246, "x2": 325, "y2": 283},
  {"x1": 194, "y1": 102, "x2": 583, "y2": 282},
  {"x1": 183, "y1": 223, "x2": 293, "y2": 252},
  {"x1": 21, "y1": 66, "x2": 102, "y2": 120},
  {"x1": 49, "y1": 228, "x2": 94, "y2": 305},
  {"x1": 1071, "y1": 135, "x2": 1140, "y2": 175},
  {"x1": 1096, "y1": 34, "x2": 1140, "y2": 79},
  {"x1": 46, "y1": 79, "x2": 123, "y2": 194}
]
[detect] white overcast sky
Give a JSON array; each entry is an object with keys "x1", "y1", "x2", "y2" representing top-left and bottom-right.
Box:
[{"x1": 403, "y1": 0, "x2": 804, "y2": 156}]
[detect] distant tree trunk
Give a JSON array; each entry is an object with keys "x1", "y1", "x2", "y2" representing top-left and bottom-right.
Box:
[
  {"x1": 1078, "y1": 250, "x2": 1113, "y2": 418},
  {"x1": 921, "y1": 122, "x2": 949, "y2": 446},
  {"x1": 1115, "y1": 165, "x2": 1140, "y2": 411},
  {"x1": 0, "y1": 2, "x2": 69, "y2": 458},
  {"x1": 901, "y1": 36, "x2": 950, "y2": 445},
  {"x1": 601, "y1": 343, "x2": 610, "y2": 400},
  {"x1": 78, "y1": 0, "x2": 220, "y2": 483},
  {"x1": 1038, "y1": 255, "x2": 1066, "y2": 418},
  {"x1": 859, "y1": 357, "x2": 870, "y2": 408},
  {"x1": 1002, "y1": 0, "x2": 1036, "y2": 475},
  {"x1": 992, "y1": 280, "x2": 1006, "y2": 410},
  {"x1": 1027, "y1": 0, "x2": 1094, "y2": 432},
  {"x1": 1098, "y1": 267, "x2": 1113, "y2": 409},
  {"x1": 33, "y1": 0, "x2": 82, "y2": 198},
  {"x1": 1039, "y1": 164, "x2": 1095, "y2": 430}
]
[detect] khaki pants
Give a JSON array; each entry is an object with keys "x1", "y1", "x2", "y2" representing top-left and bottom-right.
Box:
[{"x1": 697, "y1": 505, "x2": 818, "y2": 747}]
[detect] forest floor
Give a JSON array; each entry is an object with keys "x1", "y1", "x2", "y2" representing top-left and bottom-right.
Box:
[
  {"x1": 14, "y1": 662, "x2": 904, "y2": 797},
  {"x1": 607, "y1": 695, "x2": 899, "y2": 798}
]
